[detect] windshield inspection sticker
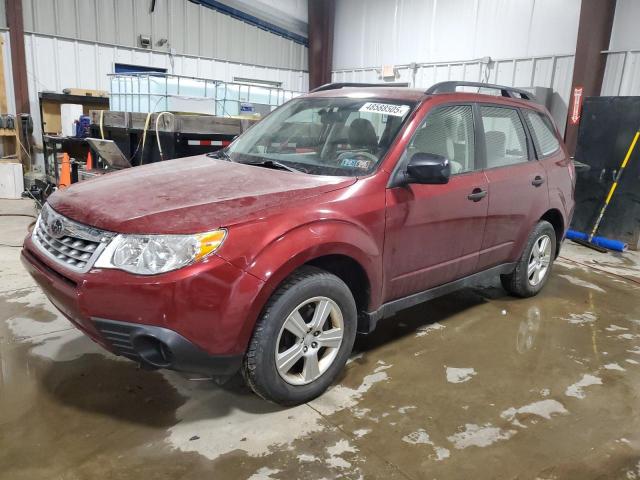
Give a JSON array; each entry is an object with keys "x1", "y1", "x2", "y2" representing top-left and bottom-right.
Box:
[
  {"x1": 340, "y1": 156, "x2": 373, "y2": 169},
  {"x1": 359, "y1": 102, "x2": 410, "y2": 117}
]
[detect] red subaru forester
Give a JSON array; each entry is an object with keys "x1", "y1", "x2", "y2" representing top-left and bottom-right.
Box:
[{"x1": 22, "y1": 82, "x2": 575, "y2": 405}]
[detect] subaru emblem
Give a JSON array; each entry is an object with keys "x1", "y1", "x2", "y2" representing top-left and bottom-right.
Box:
[{"x1": 50, "y1": 219, "x2": 64, "y2": 238}]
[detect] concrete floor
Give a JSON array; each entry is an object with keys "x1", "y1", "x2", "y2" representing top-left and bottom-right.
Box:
[{"x1": 2, "y1": 198, "x2": 640, "y2": 480}]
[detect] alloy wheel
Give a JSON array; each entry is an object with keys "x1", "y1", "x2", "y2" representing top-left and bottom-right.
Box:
[
  {"x1": 527, "y1": 234, "x2": 552, "y2": 286},
  {"x1": 275, "y1": 296, "x2": 344, "y2": 386}
]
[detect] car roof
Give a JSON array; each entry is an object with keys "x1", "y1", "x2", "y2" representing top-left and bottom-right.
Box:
[
  {"x1": 306, "y1": 87, "x2": 427, "y2": 102},
  {"x1": 304, "y1": 83, "x2": 547, "y2": 113}
]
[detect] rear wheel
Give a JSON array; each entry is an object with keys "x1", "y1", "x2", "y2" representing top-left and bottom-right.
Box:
[
  {"x1": 501, "y1": 221, "x2": 556, "y2": 297},
  {"x1": 242, "y1": 266, "x2": 357, "y2": 405}
]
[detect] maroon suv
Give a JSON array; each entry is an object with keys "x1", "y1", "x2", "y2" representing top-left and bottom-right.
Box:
[{"x1": 22, "y1": 82, "x2": 575, "y2": 405}]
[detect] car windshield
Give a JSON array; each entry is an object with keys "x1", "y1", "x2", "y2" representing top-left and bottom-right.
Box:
[{"x1": 224, "y1": 96, "x2": 416, "y2": 176}]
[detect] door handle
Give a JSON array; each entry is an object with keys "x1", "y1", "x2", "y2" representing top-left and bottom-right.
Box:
[
  {"x1": 531, "y1": 175, "x2": 545, "y2": 187},
  {"x1": 467, "y1": 188, "x2": 487, "y2": 202}
]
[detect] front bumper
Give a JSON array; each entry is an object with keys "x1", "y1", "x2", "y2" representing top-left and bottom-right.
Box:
[
  {"x1": 93, "y1": 318, "x2": 242, "y2": 375},
  {"x1": 21, "y1": 235, "x2": 265, "y2": 376}
]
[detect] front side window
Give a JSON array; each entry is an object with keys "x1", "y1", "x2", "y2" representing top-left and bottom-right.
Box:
[
  {"x1": 480, "y1": 106, "x2": 529, "y2": 168},
  {"x1": 226, "y1": 97, "x2": 415, "y2": 176},
  {"x1": 406, "y1": 105, "x2": 475, "y2": 174},
  {"x1": 524, "y1": 110, "x2": 560, "y2": 157}
]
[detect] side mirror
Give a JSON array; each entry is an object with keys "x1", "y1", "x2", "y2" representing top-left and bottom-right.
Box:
[{"x1": 406, "y1": 153, "x2": 451, "y2": 184}]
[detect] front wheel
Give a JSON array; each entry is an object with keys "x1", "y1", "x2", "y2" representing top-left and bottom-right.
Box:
[
  {"x1": 501, "y1": 220, "x2": 556, "y2": 297},
  {"x1": 242, "y1": 266, "x2": 357, "y2": 406}
]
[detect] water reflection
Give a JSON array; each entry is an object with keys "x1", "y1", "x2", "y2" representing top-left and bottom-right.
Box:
[{"x1": 516, "y1": 305, "x2": 542, "y2": 354}]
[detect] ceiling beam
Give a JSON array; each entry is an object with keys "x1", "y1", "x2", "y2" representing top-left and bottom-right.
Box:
[{"x1": 191, "y1": 0, "x2": 308, "y2": 45}]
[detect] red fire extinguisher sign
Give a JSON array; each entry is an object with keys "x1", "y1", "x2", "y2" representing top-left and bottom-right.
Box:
[{"x1": 569, "y1": 86, "x2": 584, "y2": 125}]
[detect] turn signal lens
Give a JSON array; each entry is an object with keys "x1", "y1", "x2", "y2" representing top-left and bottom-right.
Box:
[{"x1": 194, "y1": 229, "x2": 227, "y2": 261}]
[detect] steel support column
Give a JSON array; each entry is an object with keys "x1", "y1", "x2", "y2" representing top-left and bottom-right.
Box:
[
  {"x1": 6, "y1": 0, "x2": 29, "y2": 114},
  {"x1": 564, "y1": 0, "x2": 616, "y2": 155},
  {"x1": 308, "y1": 0, "x2": 335, "y2": 90}
]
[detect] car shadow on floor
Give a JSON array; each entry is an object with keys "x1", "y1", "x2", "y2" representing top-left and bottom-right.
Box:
[
  {"x1": 37, "y1": 282, "x2": 513, "y2": 427},
  {"x1": 38, "y1": 338, "x2": 283, "y2": 428},
  {"x1": 354, "y1": 284, "x2": 496, "y2": 353}
]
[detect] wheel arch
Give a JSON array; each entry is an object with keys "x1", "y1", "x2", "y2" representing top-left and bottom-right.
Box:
[
  {"x1": 236, "y1": 221, "x2": 382, "y2": 352},
  {"x1": 306, "y1": 254, "x2": 371, "y2": 315},
  {"x1": 539, "y1": 208, "x2": 565, "y2": 258}
]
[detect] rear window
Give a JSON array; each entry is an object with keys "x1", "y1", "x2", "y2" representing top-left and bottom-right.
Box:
[
  {"x1": 480, "y1": 106, "x2": 529, "y2": 168},
  {"x1": 524, "y1": 110, "x2": 560, "y2": 157}
]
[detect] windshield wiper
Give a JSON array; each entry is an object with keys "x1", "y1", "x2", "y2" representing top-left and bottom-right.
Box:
[
  {"x1": 245, "y1": 160, "x2": 301, "y2": 173},
  {"x1": 206, "y1": 148, "x2": 232, "y2": 161}
]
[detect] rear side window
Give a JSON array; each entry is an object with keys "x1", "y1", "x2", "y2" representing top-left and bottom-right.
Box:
[
  {"x1": 524, "y1": 110, "x2": 560, "y2": 157},
  {"x1": 480, "y1": 106, "x2": 529, "y2": 168},
  {"x1": 407, "y1": 105, "x2": 475, "y2": 174}
]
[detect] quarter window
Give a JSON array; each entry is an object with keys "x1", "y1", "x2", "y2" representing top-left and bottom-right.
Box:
[
  {"x1": 480, "y1": 106, "x2": 529, "y2": 168},
  {"x1": 407, "y1": 105, "x2": 475, "y2": 174},
  {"x1": 524, "y1": 110, "x2": 560, "y2": 157}
]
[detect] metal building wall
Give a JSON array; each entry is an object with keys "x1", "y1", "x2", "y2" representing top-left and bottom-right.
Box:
[
  {"x1": 332, "y1": 55, "x2": 575, "y2": 134},
  {"x1": 601, "y1": 0, "x2": 640, "y2": 96},
  {"x1": 1, "y1": 0, "x2": 309, "y2": 157},
  {"x1": 21, "y1": 0, "x2": 308, "y2": 71},
  {"x1": 19, "y1": 32, "x2": 308, "y2": 143},
  {"x1": 333, "y1": 0, "x2": 581, "y2": 70},
  {"x1": 331, "y1": 0, "x2": 581, "y2": 133}
]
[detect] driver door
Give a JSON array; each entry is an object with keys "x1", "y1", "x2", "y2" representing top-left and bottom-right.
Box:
[{"x1": 383, "y1": 104, "x2": 489, "y2": 302}]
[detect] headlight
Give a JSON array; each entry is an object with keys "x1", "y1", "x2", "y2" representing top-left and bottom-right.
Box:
[
  {"x1": 32, "y1": 211, "x2": 41, "y2": 234},
  {"x1": 94, "y1": 229, "x2": 226, "y2": 275}
]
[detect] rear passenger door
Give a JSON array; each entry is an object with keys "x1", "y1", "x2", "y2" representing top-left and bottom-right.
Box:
[
  {"x1": 522, "y1": 109, "x2": 573, "y2": 222},
  {"x1": 476, "y1": 104, "x2": 549, "y2": 271}
]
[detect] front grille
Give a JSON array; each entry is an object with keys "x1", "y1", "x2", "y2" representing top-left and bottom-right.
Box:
[
  {"x1": 32, "y1": 204, "x2": 115, "y2": 273},
  {"x1": 93, "y1": 318, "x2": 141, "y2": 361}
]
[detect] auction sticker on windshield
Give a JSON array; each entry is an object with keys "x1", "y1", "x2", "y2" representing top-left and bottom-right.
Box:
[{"x1": 359, "y1": 102, "x2": 410, "y2": 117}]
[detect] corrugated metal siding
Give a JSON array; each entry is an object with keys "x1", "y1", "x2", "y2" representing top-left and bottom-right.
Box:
[
  {"x1": 609, "y1": 0, "x2": 640, "y2": 52},
  {"x1": 333, "y1": 54, "x2": 575, "y2": 134},
  {"x1": 602, "y1": 52, "x2": 640, "y2": 96},
  {"x1": 23, "y1": 33, "x2": 309, "y2": 143},
  {"x1": 333, "y1": 0, "x2": 580, "y2": 70},
  {"x1": 601, "y1": 0, "x2": 640, "y2": 96},
  {"x1": 21, "y1": 0, "x2": 307, "y2": 71},
  {"x1": 332, "y1": 0, "x2": 581, "y2": 133}
]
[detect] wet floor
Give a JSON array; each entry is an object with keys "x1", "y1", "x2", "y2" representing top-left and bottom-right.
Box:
[{"x1": 2, "y1": 200, "x2": 640, "y2": 479}]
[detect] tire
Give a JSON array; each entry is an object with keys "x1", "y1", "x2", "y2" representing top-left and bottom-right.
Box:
[
  {"x1": 501, "y1": 220, "x2": 556, "y2": 298},
  {"x1": 242, "y1": 266, "x2": 357, "y2": 406}
]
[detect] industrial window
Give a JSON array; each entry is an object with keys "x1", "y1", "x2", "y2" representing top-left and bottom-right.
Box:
[
  {"x1": 407, "y1": 105, "x2": 475, "y2": 174},
  {"x1": 480, "y1": 106, "x2": 529, "y2": 168},
  {"x1": 524, "y1": 110, "x2": 560, "y2": 157}
]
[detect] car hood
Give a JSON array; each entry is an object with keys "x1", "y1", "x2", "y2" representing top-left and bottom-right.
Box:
[{"x1": 47, "y1": 156, "x2": 356, "y2": 234}]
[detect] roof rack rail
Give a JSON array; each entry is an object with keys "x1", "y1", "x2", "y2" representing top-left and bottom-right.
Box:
[
  {"x1": 310, "y1": 82, "x2": 410, "y2": 93},
  {"x1": 425, "y1": 81, "x2": 534, "y2": 101}
]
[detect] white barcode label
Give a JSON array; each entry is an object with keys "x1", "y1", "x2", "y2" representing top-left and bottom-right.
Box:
[{"x1": 359, "y1": 102, "x2": 410, "y2": 117}]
